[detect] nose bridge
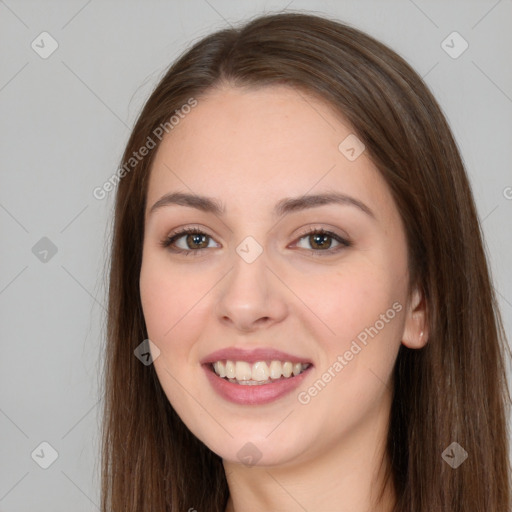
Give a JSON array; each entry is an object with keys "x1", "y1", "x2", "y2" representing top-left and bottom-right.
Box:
[{"x1": 215, "y1": 237, "x2": 287, "y2": 330}]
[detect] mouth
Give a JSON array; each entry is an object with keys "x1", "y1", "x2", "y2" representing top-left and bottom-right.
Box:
[
  {"x1": 202, "y1": 359, "x2": 314, "y2": 405},
  {"x1": 208, "y1": 360, "x2": 312, "y2": 385}
]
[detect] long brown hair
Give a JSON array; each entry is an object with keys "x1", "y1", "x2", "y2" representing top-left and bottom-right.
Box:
[{"x1": 100, "y1": 11, "x2": 512, "y2": 511}]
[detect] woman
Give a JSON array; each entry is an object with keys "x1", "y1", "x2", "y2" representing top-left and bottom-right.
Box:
[{"x1": 100, "y1": 11, "x2": 511, "y2": 511}]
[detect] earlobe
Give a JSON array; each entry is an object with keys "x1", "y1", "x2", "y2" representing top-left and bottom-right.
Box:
[{"x1": 401, "y1": 286, "x2": 429, "y2": 349}]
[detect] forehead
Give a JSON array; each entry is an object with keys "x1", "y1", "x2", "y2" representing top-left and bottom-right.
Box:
[
  {"x1": 146, "y1": 84, "x2": 395, "y2": 224},
  {"x1": 156, "y1": 84, "x2": 351, "y2": 164}
]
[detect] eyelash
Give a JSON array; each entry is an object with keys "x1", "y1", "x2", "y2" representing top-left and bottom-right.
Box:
[{"x1": 160, "y1": 226, "x2": 352, "y2": 257}]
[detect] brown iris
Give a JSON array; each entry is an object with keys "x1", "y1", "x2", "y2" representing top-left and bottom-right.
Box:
[
  {"x1": 186, "y1": 233, "x2": 209, "y2": 249},
  {"x1": 308, "y1": 233, "x2": 332, "y2": 250}
]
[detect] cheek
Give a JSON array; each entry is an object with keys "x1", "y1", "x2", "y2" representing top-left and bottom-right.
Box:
[
  {"x1": 289, "y1": 253, "x2": 407, "y2": 405},
  {"x1": 140, "y1": 254, "x2": 198, "y2": 350},
  {"x1": 139, "y1": 260, "x2": 178, "y2": 342},
  {"x1": 290, "y1": 264, "x2": 404, "y2": 431},
  {"x1": 139, "y1": 255, "x2": 223, "y2": 442},
  {"x1": 290, "y1": 259, "x2": 404, "y2": 348}
]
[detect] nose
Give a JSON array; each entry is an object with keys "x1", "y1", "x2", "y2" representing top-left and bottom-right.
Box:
[{"x1": 215, "y1": 249, "x2": 288, "y2": 333}]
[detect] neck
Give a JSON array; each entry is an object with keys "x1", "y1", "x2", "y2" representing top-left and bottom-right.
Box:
[{"x1": 223, "y1": 389, "x2": 396, "y2": 512}]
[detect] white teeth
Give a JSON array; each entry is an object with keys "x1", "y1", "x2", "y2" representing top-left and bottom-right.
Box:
[
  {"x1": 269, "y1": 360, "x2": 282, "y2": 379},
  {"x1": 282, "y1": 361, "x2": 293, "y2": 378},
  {"x1": 235, "y1": 361, "x2": 252, "y2": 381},
  {"x1": 211, "y1": 360, "x2": 310, "y2": 382},
  {"x1": 292, "y1": 362, "x2": 302, "y2": 376},
  {"x1": 213, "y1": 361, "x2": 226, "y2": 378},
  {"x1": 252, "y1": 361, "x2": 269, "y2": 382},
  {"x1": 225, "y1": 360, "x2": 236, "y2": 379}
]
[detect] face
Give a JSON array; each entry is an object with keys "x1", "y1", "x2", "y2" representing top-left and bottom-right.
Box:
[{"x1": 139, "y1": 84, "x2": 423, "y2": 467}]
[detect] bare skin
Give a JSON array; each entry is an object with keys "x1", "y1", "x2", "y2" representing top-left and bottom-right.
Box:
[{"x1": 139, "y1": 84, "x2": 428, "y2": 512}]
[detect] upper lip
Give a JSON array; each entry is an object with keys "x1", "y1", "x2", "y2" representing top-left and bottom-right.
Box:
[{"x1": 200, "y1": 347, "x2": 313, "y2": 365}]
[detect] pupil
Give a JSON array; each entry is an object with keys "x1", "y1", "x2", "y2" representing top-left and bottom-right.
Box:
[
  {"x1": 188, "y1": 233, "x2": 207, "y2": 249},
  {"x1": 311, "y1": 233, "x2": 330, "y2": 249}
]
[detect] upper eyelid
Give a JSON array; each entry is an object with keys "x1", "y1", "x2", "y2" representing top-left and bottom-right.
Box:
[
  {"x1": 167, "y1": 225, "x2": 218, "y2": 242},
  {"x1": 166, "y1": 225, "x2": 346, "y2": 240}
]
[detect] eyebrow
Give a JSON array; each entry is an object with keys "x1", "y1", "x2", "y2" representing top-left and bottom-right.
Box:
[{"x1": 149, "y1": 191, "x2": 375, "y2": 219}]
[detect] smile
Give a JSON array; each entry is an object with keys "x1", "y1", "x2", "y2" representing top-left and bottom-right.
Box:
[
  {"x1": 203, "y1": 361, "x2": 314, "y2": 405},
  {"x1": 211, "y1": 360, "x2": 311, "y2": 385}
]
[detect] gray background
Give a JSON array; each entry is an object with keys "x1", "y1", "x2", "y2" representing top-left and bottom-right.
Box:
[{"x1": 1, "y1": 0, "x2": 511, "y2": 510}]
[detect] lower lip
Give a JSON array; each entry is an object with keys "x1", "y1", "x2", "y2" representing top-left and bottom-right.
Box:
[{"x1": 202, "y1": 364, "x2": 313, "y2": 405}]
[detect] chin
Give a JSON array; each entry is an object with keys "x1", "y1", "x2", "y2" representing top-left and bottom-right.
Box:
[{"x1": 204, "y1": 431, "x2": 310, "y2": 469}]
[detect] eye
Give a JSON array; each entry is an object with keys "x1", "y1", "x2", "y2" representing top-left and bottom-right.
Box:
[
  {"x1": 293, "y1": 227, "x2": 351, "y2": 255},
  {"x1": 160, "y1": 226, "x2": 351, "y2": 257},
  {"x1": 160, "y1": 227, "x2": 218, "y2": 256}
]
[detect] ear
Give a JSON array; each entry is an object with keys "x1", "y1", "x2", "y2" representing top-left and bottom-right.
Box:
[{"x1": 401, "y1": 284, "x2": 428, "y2": 349}]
